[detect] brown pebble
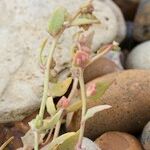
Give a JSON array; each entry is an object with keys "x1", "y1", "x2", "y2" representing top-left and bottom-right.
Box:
[{"x1": 95, "y1": 132, "x2": 143, "y2": 150}]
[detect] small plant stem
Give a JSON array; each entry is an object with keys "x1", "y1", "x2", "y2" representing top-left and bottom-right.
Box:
[
  {"x1": 89, "y1": 44, "x2": 114, "y2": 65},
  {"x1": 34, "y1": 132, "x2": 39, "y2": 150},
  {"x1": 66, "y1": 78, "x2": 79, "y2": 127},
  {"x1": 39, "y1": 36, "x2": 59, "y2": 120},
  {"x1": 53, "y1": 119, "x2": 62, "y2": 139},
  {"x1": 68, "y1": 78, "x2": 78, "y2": 101},
  {"x1": 0, "y1": 137, "x2": 14, "y2": 150},
  {"x1": 77, "y1": 69, "x2": 87, "y2": 148},
  {"x1": 41, "y1": 129, "x2": 53, "y2": 146}
]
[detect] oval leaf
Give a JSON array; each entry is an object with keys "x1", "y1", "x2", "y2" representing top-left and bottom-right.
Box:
[
  {"x1": 48, "y1": 132, "x2": 76, "y2": 149},
  {"x1": 49, "y1": 77, "x2": 72, "y2": 97},
  {"x1": 46, "y1": 97, "x2": 56, "y2": 116},
  {"x1": 48, "y1": 7, "x2": 67, "y2": 36},
  {"x1": 66, "y1": 100, "x2": 82, "y2": 113},
  {"x1": 57, "y1": 130, "x2": 80, "y2": 150},
  {"x1": 88, "y1": 82, "x2": 111, "y2": 101},
  {"x1": 84, "y1": 105, "x2": 112, "y2": 121}
]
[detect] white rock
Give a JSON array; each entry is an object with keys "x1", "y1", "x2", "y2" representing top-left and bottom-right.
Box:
[
  {"x1": 82, "y1": 137, "x2": 101, "y2": 150},
  {"x1": 141, "y1": 121, "x2": 150, "y2": 150},
  {"x1": 105, "y1": 51, "x2": 124, "y2": 69},
  {"x1": 126, "y1": 41, "x2": 150, "y2": 69},
  {"x1": 101, "y1": 0, "x2": 126, "y2": 43}
]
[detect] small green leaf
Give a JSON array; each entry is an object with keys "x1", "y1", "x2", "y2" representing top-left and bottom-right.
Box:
[
  {"x1": 49, "y1": 77, "x2": 72, "y2": 97},
  {"x1": 46, "y1": 97, "x2": 56, "y2": 116},
  {"x1": 48, "y1": 7, "x2": 67, "y2": 36},
  {"x1": 84, "y1": 105, "x2": 111, "y2": 121},
  {"x1": 48, "y1": 132, "x2": 76, "y2": 149},
  {"x1": 66, "y1": 101, "x2": 82, "y2": 113},
  {"x1": 71, "y1": 18, "x2": 99, "y2": 26},
  {"x1": 88, "y1": 82, "x2": 111, "y2": 101},
  {"x1": 57, "y1": 130, "x2": 80, "y2": 150},
  {"x1": 67, "y1": 82, "x2": 111, "y2": 113},
  {"x1": 39, "y1": 109, "x2": 63, "y2": 132}
]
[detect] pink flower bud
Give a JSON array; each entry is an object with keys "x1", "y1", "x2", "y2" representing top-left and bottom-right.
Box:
[
  {"x1": 57, "y1": 96, "x2": 69, "y2": 108},
  {"x1": 74, "y1": 50, "x2": 89, "y2": 68},
  {"x1": 86, "y1": 83, "x2": 96, "y2": 97}
]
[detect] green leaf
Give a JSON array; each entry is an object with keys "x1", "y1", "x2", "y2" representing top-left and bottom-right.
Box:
[
  {"x1": 49, "y1": 77, "x2": 72, "y2": 97},
  {"x1": 71, "y1": 18, "x2": 99, "y2": 26},
  {"x1": 67, "y1": 82, "x2": 111, "y2": 112},
  {"x1": 66, "y1": 101, "x2": 82, "y2": 113},
  {"x1": 84, "y1": 105, "x2": 111, "y2": 121},
  {"x1": 39, "y1": 109, "x2": 63, "y2": 132},
  {"x1": 48, "y1": 132, "x2": 76, "y2": 149},
  {"x1": 48, "y1": 7, "x2": 67, "y2": 36},
  {"x1": 88, "y1": 82, "x2": 111, "y2": 101},
  {"x1": 46, "y1": 97, "x2": 56, "y2": 116},
  {"x1": 57, "y1": 130, "x2": 80, "y2": 150}
]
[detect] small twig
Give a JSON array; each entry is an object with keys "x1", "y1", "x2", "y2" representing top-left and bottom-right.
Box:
[
  {"x1": 39, "y1": 36, "x2": 60, "y2": 121},
  {"x1": 77, "y1": 69, "x2": 87, "y2": 148},
  {"x1": 89, "y1": 44, "x2": 114, "y2": 65},
  {"x1": 66, "y1": 78, "x2": 79, "y2": 127},
  {"x1": 53, "y1": 119, "x2": 62, "y2": 139},
  {"x1": 68, "y1": 78, "x2": 79, "y2": 101},
  {"x1": 41, "y1": 129, "x2": 53, "y2": 146},
  {"x1": 34, "y1": 132, "x2": 39, "y2": 150},
  {"x1": 0, "y1": 137, "x2": 14, "y2": 150}
]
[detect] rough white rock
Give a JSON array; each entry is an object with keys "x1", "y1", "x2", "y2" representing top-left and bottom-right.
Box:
[{"x1": 126, "y1": 41, "x2": 150, "y2": 69}]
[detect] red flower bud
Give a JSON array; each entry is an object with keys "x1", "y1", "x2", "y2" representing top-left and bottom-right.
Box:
[
  {"x1": 74, "y1": 50, "x2": 89, "y2": 69},
  {"x1": 57, "y1": 96, "x2": 69, "y2": 108}
]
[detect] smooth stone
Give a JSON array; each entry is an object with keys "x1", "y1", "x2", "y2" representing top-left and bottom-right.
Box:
[
  {"x1": 103, "y1": 0, "x2": 126, "y2": 43},
  {"x1": 133, "y1": 0, "x2": 150, "y2": 41},
  {"x1": 84, "y1": 57, "x2": 120, "y2": 83},
  {"x1": 105, "y1": 51, "x2": 124, "y2": 69},
  {"x1": 0, "y1": 0, "x2": 125, "y2": 123},
  {"x1": 126, "y1": 41, "x2": 150, "y2": 69},
  {"x1": 113, "y1": 0, "x2": 140, "y2": 20},
  {"x1": 95, "y1": 132, "x2": 143, "y2": 150},
  {"x1": 82, "y1": 137, "x2": 101, "y2": 150},
  {"x1": 67, "y1": 70, "x2": 150, "y2": 139},
  {"x1": 141, "y1": 121, "x2": 150, "y2": 150}
]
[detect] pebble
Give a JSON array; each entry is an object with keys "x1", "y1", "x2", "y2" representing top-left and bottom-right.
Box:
[
  {"x1": 141, "y1": 121, "x2": 150, "y2": 150},
  {"x1": 126, "y1": 41, "x2": 150, "y2": 69},
  {"x1": 133, "y1": 0, "x2": 150, "y2": 41},
  {"x1": 67, "y1": 70, "x2": 150, "y2": 139},
  {"x1": 95, "y1": 132, "x2": 143, "y2": 150}
]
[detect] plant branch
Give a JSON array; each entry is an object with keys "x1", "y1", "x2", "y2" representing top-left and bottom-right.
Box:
[
  {"x1": 39, "y1": 36, "x2": 59, "y2": 120},
  {"x1": 0, "y1": 137, "x2": 14, "y2": 150},
  {"x1": 34, "y1": 132, "x2": 39, "y2": 150},
  {"x1": 77, "y1": 68, "x2": 87, "y2": 148},
  {"x1": 89, "y1": 44, "x2": 114, "y2": 65},
  {"x1": 53, "y1": 119, "x2": 62, "y2": 139}
]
